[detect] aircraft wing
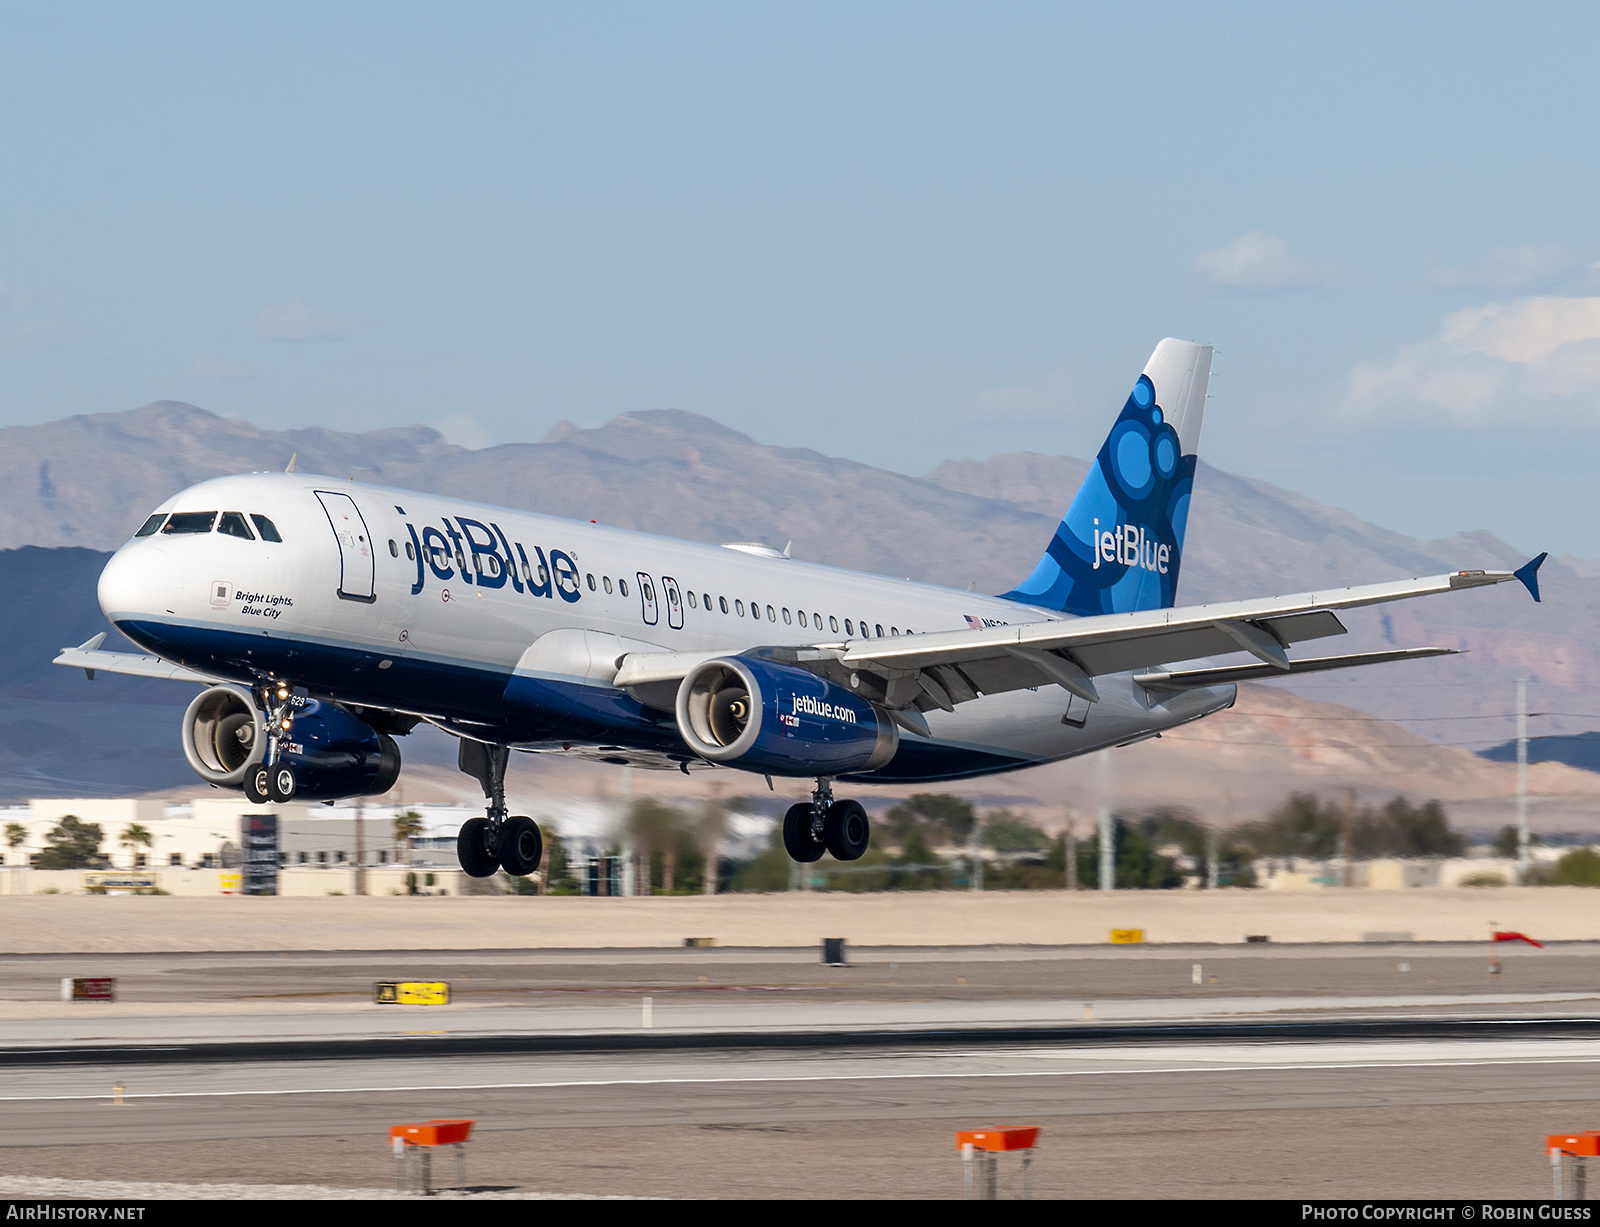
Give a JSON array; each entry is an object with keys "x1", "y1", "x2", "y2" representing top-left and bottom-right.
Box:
[
  {"x1": 52, "y1": 634, "x2": 218, "y2": 685},
  {"x1": 829, "y1": 556, "x2": 1545, "y2": 710},
  {"x1": 615, "y1": 555, "x2": 1544, "y2": 714}
]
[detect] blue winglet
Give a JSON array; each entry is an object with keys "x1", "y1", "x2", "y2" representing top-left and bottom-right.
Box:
[{"x1": 1513, "y1": 552, "x2": 1548, "y2": 603}]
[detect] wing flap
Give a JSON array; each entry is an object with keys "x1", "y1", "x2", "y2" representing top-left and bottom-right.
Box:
[{"x1": 1133, "y1": 647, "x2": 1460, "y2": 690}]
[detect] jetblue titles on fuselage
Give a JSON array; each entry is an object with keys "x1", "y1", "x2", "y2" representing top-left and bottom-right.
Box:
[{"x1": 406, "y1": 515, "x2": 582, "y2": 603}]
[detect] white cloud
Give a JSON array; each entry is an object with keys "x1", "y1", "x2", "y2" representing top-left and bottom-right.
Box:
[
  {"x1": 255, "y1": 300, "x2": 358, "y2": 342},
  {"x1": 190, "y1": 357, "x2": 254, "y2": 381},
  {"x1": 1424, "y1": 246, "x2": 1599, "y2": 294},
  {"x1": 435, "y1": 411, "x2": 492, "y2": 449},
  {"x1": 1342, "y1": 295, "x2": 1600, "y2": 424},
  {"x1": 1193, "y1": 231, "x2": 1348, "y2": 296}
]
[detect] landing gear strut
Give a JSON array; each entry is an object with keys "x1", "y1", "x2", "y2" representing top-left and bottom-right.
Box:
[
  {"x1": 455, "y1": 739, "x2": 543, "y2": 878},
  {"x1": 783, "y1": 778, "x2": 871, "y2": 864},
  {"x1": 246, "y1": 679, "x2": 298, "y2": 804}
]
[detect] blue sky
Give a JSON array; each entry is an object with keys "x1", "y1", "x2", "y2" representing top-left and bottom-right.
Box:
[{"x1": 3, "y1": 3, "x2": 1599, "y2": 556}]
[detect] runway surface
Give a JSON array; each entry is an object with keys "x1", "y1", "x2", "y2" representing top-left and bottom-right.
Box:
[
  {"x1": 5, "y1": 943, "x2": 1598, "y2": 1197},
  {"x1": 11, "y1": 1033, "x2": 1600, "y2": 1147}
]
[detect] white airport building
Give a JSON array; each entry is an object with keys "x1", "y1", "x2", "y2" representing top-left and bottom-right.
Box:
[
  {"x1": 0, "y1": 794, "x2": 777, "y2": 896},
  {"x1": 0, "y1": 797, "x2": 501, "y2": 896}
]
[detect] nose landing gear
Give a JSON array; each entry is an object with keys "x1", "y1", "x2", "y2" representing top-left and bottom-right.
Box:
[
  {"x1": 782, "y1": 779, "x2": 871, "y2": 864},
  {"x1": 455, "y1": 739, "x2": 543, "y2": 879},
  {"x1": 245, "y1": 680, "x2": 299, "y2": 804}
]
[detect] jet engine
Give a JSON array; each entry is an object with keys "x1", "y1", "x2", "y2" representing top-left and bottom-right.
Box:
[
  {"x1": 675, "y1": 657, "x2": 897, "y2": 776},
  {"x1": 181, "y1": 685, "x2": 402, "y2": 801}
]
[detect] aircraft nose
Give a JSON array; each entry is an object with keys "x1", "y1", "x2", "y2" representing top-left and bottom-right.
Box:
[{"x1": 98, "y1": 543, "x2": 184, "y2": 622}]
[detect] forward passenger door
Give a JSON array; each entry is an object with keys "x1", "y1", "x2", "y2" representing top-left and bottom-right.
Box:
[{"x1": 314, "y1": 491, "x2": 376, "y2": 602}]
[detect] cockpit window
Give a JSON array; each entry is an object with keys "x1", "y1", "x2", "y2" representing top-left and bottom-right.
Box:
[
  {"x1": 250, "y1": 514, "x2": 283, "y2": 542},
  {"x1": 134, "y1": 514, "x2": 166, "y2": 538},
  {"x1": 162, "y1": 511, "x2": 217, "y2": 535},
  {"x1": 217, "y1": 512, "x2": 255, "y2": 540}
]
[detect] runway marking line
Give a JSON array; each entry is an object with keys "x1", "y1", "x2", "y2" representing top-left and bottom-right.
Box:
[{"x1": 7, "y1": 1055, "x2": 1600, "y2": 1103}]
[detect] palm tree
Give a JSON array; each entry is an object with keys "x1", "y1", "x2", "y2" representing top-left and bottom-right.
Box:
[
  {"x1": 393, "y1": 810, "x2": 425, "y2": 867},
  {"x1": 120, "y1": 823, "x2": 154, "y2": 869},
  {"x1": 627, "y1": 798, "x2": 686, "y2": 894},
  {"x1": 5, "y1": 822, "x2": 26, "y2": 867}
]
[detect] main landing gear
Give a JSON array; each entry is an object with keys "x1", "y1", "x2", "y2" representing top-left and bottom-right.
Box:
[
  {"x1": 245, "y1": 680, "x2": 299, "y2": 804},
  {"x1": 455, "y1": 739, "x2": 543, "y2": 879},
  {"x1": 782, "y1": 779, "x2": 871, "y2": 864}
]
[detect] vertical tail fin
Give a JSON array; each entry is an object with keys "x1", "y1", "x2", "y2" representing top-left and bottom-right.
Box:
[{"x1": 1000, "y1": 339, "x2": 1212, "y2": 616}]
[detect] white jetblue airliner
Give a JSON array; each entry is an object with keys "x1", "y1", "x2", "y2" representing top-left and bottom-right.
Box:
[{"x1": 57, "y1": 340, "x2": 1545, "y2": 878}]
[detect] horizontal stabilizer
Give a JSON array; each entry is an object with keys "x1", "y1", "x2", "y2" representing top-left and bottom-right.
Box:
[{"x1": 1133, "y1": 647, "x2": 1460, "y2": 691}]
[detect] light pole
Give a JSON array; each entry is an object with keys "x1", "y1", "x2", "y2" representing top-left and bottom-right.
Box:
[
  {"x1": 1098, "y1": 750, "x2": 1114, "y2": 892},
  {"x1": 1517, "y1": 678, "x2": 1531, "y2": 881}
]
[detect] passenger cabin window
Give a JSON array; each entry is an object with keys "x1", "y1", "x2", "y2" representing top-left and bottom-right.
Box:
[
  {"x1": 797, "y1": 610, "x2": 806, "y2": 628},
  {"x1": 250, "y1": 514, "x2": 283, "y2": 542},
  {"x1": 586, "y1": 573, "x2": 597, "y2": 591},
  {"x1": 388, "y1": 539, "x2": 398, "y2": 557},
  {"x1": 783, "y1": 608, "x2": 792, "y2": 625},
  {"x1": 719, "y1": 597, "x2": 728, "y2": 613},
  {"x1": 687, "y1": 590, "x2": 696, "y2": 608},
  {"x1": 735, "y1": 600, "x2": 744, "y2": 616},
  {"x1": 163, "y1": 511, "x2": 217, "y2": 534},
  {"x1": 765, "y1": 604, "x2": 775, "y2": 621},
  {"x1": 618, "y1": 577, "x2": 628, "y2": 597},
  {"x1": 604, "y1": 577, "x2": 613, "y2": 595},
  {"x1": 876, "y1": 624, "x2": 884, "y2": 637},
  {"x1": 844, "y1": 619, "x2": 854, "y2": 635},
  {"x1": 217, "y1": 512, "x2": 254, "y2": 540},
  {"x1": 405, "y1": 541, "x2": 414, "y2": 561},
  {"x1": 135, "y1": 514, "x2": 166, "y2": 537},
  {"x1": 829, "y1": 616, "x2": 839, "y2": 633}
]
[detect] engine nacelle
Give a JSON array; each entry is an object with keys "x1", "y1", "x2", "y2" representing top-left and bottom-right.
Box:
[
  {"x1": 181, "y1": 685, "x2": 402, "y2": 801},
  {"x1": 675, "y1": 657, "x2": 898, "y2": 777}
]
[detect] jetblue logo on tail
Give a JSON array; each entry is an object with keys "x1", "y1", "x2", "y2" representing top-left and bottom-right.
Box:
[
  {"x1": 998, "y1": 340, "x2": 1211, "y2": 618},
  {"x1": 1092, "y1": 520, "x2": 1170, "y2": 574}
]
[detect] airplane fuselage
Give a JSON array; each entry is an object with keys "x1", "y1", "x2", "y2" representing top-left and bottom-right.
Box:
[{"x1": 97, "y1": 472, "x2": 1235, "y2": 783}]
